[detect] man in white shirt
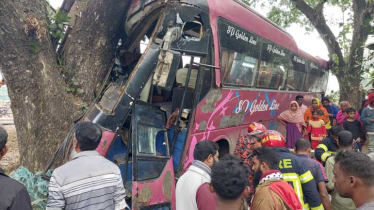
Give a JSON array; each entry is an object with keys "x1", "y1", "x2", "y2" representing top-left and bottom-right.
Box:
[{"x1": 176, "y1": 140, "x2": 219, "y2": 210}]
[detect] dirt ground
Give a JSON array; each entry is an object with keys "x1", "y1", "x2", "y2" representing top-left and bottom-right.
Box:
[{"x1": 0, "y1": 125, "x2": 20, "y2": 174}]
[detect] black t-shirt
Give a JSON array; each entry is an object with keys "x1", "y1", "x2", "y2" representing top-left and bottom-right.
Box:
[
  {"x1": 0, "y1": 168, "x2": 32, "y2": 210},
  {"x1": 343, "y1": 120, "x2": 364, "y2": 139}
]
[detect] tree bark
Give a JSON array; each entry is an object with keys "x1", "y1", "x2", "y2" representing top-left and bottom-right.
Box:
[
  {"x1": 337, "y1": 74, "x2": 362, "y2": 109},
  {"x1": 59, "y1": 0, "x2": 129, "y2": 103},
  {"x1": 0, "y1": 0, "x2": 79, "y2": 172},
  {"x1": 0, "y1": 0, "x2": 128, "y2": 172}
]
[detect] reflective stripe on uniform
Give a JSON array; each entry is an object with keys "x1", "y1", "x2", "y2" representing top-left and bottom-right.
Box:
[
  {"x1": 303, "y1": 203, "x2": 310, "y2": 210},
  {"x1": 282, "y1": 173, "x2": 305, "y2": 208},
  {"x1": 310, "y1": 204, "x2": 324, "y2": 210},
  {"x1": 300, "y1": 170, "x2": 313, "y2": 184},
  {"x1": 321, "y1": 152, "x2": 331, "y2": 162},
  {"x1": 317, "y1": 144, "x2": 328, "y2": 152}
]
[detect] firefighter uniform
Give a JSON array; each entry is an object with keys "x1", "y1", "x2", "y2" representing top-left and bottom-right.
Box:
[
  {"x1": 314, "y1": 137, "x2": 338, "y2": 165},
  {"x1": 276, "y1": 147, "x2": 324, "y2": 210}
]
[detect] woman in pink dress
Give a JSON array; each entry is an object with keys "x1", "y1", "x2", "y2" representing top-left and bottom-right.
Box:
[
  {"x1": 277, "y1": 101, "x2": 306, "y2": 148},
  {"x1": 336, "y1": 101, "x2": 361, "y2": 126}
]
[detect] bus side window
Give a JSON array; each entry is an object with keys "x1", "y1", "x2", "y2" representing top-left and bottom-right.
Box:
[
  {"x1": 256, "y1": 41, "x2": 291, "y2": 90},
  {"x1": 256, "y1": 61, "x2": 289, "y2": 90},
  {"x1": 221, "y1": 50, "x2": 257, "y2": 87},
  {"x1": 304, "y1": 62, "x2": 323, "y2": 92},
  {"x1": 286, "y1": 56, "x2": 307, "y2": 91},
  {"x1": 286, "y1": 69, "x2": 306, "y2": 91}
]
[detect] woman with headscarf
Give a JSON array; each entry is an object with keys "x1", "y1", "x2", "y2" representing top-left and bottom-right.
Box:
[
  {"x1": 304, "y1": 98, "x2": 331, "y2": 130},
  {"x1": 277, "y1": 101, "x2": 306, "y2": 148},
  {"x1": 336, "y1": 101, "x2": 361, "y2": 126}
]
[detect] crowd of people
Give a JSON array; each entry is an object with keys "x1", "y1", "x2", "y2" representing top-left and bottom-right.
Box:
[
  {"x1": 175, "y1": 91, "x2": 374, "y2": 210},
  {"x1": 1, "y1": 92, "x2": 374, "y2": 210},
  {"x1": 176, "y1": 127, "x2": 374, "y2": 210},
  {"x1": 277, "y1": 91, "x2": 374, "y2": 152}
]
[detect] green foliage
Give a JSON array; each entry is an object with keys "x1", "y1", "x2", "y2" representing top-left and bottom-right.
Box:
[
  {"x1": 29, "y1": 40, "x2": 40, "y2": 53},
  {"x1": 10, "y1": 167, "x2": 52, "y2": 210},
  {"x1": 66, "y1": 78, "x2": 84, "y2": 95},
  {"x1": 326, "y1": 90, "x2": 340, "y2": 104},
  {"x1": 81, "y1": 102, "x2": 89, "y2": 112},
  {"x1": 337, "y1": 23, "x2": 352, "y2": 58},
  {"x1": 365, "y1": 51, "x2": 374, "y2": 88},
  {"x1": 46, "y1": 7, "x2": 70, "y2": 41},
  {"x1": 267, "y1": 2, "x2": 306, "y2": 28},
  {"x1": 332, "y1": 54, "x2": 340, "y2": 65}
]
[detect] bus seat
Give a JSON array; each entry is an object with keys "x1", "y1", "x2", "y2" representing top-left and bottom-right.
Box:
[
  {"x1": 176, "y1": 68, "x2": 198, "y2": 89},
  {"x1": 157, "y1": 125, "x2": 187, "y2": 173},
  {"x1": 106, "y1": 136, "x2": 132, "y2": 185},
  {"x1": 171, "y1": 128, "x2": 188, "y2": 173},
  {"x1": 172, "y1": 67, "x2": 198, "y2": 112},
  {"x1": 155, "y1": 130, "x2": 167, "y2": 156},
  {"x1": 172, "y1": 88, "x2": 194, "y2": 112}
]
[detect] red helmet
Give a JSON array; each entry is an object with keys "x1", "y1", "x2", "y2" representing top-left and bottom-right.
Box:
[
  {"x1": 261, "y1": 130, "x2": 286, "y2": 148},
  {"x1": 248, "y1": 122, "x2": 266, "y2": 133}
]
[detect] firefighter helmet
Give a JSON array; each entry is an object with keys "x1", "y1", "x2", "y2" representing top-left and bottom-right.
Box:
[
  {"x1": 248, "y1": 122, "x2": 266, "y2": 133},
  {"x1": 261, "y1": 130, "x2": 286, "y2": 148}
]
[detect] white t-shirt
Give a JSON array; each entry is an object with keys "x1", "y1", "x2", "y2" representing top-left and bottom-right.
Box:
[{"x1": 357, "y1": 201, "x2": 374, "y2": 210}]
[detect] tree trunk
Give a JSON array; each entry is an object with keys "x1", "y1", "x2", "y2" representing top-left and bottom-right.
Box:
[
  {"x1": 337, "y1": 73, "x2": 362, "y2": 109},
  {"x1": 0, "y1": 0, "x2": 128, "y2": 172},
  {"x1": 59, "y1": 0, "x2": 129, "y2": 104},
  {"x1": 0, "y1": 0, "x2": 79, "y2": 172}
]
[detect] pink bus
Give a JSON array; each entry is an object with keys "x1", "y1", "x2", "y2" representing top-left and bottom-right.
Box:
[{"x1": 46, "y1": 0, "x2": 328, "y2": 209}]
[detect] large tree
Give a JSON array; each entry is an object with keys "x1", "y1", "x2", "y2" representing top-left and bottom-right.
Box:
[
  {"x1": 0, "y1": 0, "x2": 128, "y2": 172},
  {"x1": 245, "y1": 0, "x2": 374, "y2": 108}
]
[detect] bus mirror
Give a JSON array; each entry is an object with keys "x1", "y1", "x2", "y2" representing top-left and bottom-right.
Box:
[
  {"x1": 153, "y1": 50, "x2": 182, "y2": 91},
  {"x1": 182, "y1": 21, "x2": 204, "y2": 41}
]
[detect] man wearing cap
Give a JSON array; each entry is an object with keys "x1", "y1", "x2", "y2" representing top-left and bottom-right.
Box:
[{"x1": 260, "y1": 130, "x2": 324, "y2": 210}]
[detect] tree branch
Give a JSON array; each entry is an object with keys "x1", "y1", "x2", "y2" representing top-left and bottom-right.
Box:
[
  {"x1": 348, "y1": 0, "x2": 371, "y2": 73},
  {"x1": 291, "y1": 0, "x2": 346, "y2": 70}
]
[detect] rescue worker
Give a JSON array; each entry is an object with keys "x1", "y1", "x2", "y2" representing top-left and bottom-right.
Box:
[
  {"x1": 315, "y1": 126, "x2": 342, "y2": 165},
  {"x1": 233, "y1": 122, "x2": 266, "y2": 203},
  {"x1": 260, "y1": 130, "x2": 324, "y2": 210},
  {"x1": 251, "y1": 147, "x2": 302, "y2": 210}
]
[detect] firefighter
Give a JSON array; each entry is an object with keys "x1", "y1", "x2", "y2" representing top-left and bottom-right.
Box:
[
  {"x1": 315, "y1": 126, "x2": 342, "y2": 165},
  {"x1": 261, "y1": 130, "x2": 324, "y2": 210}
]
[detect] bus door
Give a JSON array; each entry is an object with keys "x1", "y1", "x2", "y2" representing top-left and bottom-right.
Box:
[
  {"x1": 131, "y1": 100, "x2": 175, "y2": 210},
  {"x1": 155, "y1": 17, "x2": 213, "y2": 176}
]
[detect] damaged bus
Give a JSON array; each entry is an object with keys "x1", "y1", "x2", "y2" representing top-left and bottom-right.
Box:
[{"x1": 44, "y1": 0, "x2": 329, "y2": 209}]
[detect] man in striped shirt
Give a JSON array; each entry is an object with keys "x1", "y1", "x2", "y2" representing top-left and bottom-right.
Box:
[{"x1": 47, "y1": 122, "x2": 129, "y2": 210}]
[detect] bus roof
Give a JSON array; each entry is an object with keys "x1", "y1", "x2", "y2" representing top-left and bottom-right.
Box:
[{"x1": 184, "y1": 0, "x2": 329, "y2": 69}]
